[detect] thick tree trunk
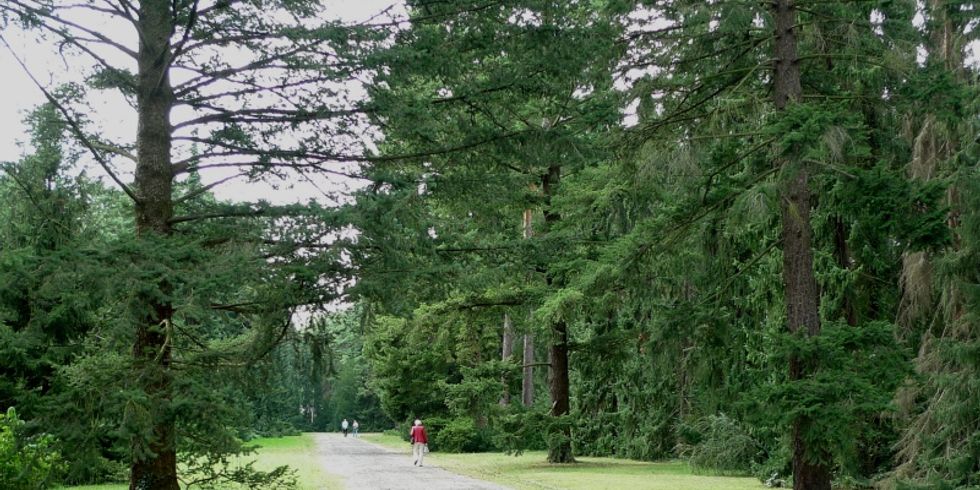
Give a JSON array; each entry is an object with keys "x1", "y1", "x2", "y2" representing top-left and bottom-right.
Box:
[
  {"x1": 500, "y1": 314, "x2": 513, "y2": 405},
  {"x1": 130, "y1": 1, "x2": 178, "y2": 489},
  {"x1": 542, "y1": 164, "x2": 573, "y2": 463},
  {"x1": 547, "y1": 318, "x2": 573, "y2": 463},
  {"x1": 772, "y1": 2, "x2": 831, "y2": 489},
  {"x1": 781, "y1": 173, "x2": 831, "y2": 490}
]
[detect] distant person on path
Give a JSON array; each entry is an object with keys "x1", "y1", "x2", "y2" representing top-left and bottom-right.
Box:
[
  {"x1": 352, "y1": 420, "x2": 359, "y2": 437},
  {"x1": 341, "y1": 418, "x2": 349, "y2": 437},
  {"x1": 410, "y1": 419, "x2": 428, "y2": 467}
]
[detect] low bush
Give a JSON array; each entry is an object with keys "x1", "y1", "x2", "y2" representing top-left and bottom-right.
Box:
[
  {"x1": 678, "y1": 413, "x2": 762, "y2": 475},
  {"x1": 495, "y1": 408, "x2": 548, "y2": 454},
  {"x1": 431, "y1": 417, "x2": 495, "y2": 453},
  {"x1": 0, "y1": 407, "x2": 66, "y2": 489}
]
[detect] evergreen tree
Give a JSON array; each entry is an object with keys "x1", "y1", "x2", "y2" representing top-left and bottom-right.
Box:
[
  {"x1": 1, "y1": 1, "x2": 371, "y2": 486},
  {"x1": 894, "y1": 1, "x2": 980, "y2": 486},
  {"x1": 355, "y1": 0, "x2": 624, "y2": 463}
]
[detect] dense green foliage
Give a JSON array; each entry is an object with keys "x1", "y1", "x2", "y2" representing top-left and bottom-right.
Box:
[
  {"x1": 0, "y1": 103, "x2": 369, "y2": 485},
  {"x1": 0, "y1": 407, "x2": 64, "y2": 489},
  {"x1": 0, "y1": 1, "x2": 976, "y2": 489},
  {"x1": 350, "y1": 0, "x2": 979, "y2": 489}
]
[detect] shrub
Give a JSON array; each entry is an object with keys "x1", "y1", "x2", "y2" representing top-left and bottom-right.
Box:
[
  {"x1": 418, "y1": 416, "x2": 449, "y2": 451},
  {"x1": 495, "y1": 408, "x2": 548, "y2": 454},
  {"x1": 430, "y1": 417, "x2": 494, "y2": 453},
  {"x1": 678, "y1": 413, "x2": 762, "y2": 475},
  {"x1": 0, "y1": 407, "x2": 66, "y2": 489}
]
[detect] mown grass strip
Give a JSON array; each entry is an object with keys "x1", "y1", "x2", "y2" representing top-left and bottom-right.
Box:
[
  {"x1": 62, "y1": 433, "x2": 339, "y2": 490},
  {"x1": 361, "y1": 433, "x2": 766, "y2": 490}
]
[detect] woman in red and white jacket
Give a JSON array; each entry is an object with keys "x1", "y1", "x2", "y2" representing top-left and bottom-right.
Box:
[{"x1": 410, "y1": 419, "x2": 429, "y2": 467}]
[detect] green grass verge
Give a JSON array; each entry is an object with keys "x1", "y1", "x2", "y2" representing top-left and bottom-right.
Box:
[
  {"x1": 238, "y1": 433, "x2": 339, "y2": 490},
  {"x1": 361, "y1": 433, "x2": 766, "y2": 490},
  {"x1": 62, "y1": 433, "x2": 340, "y2": 490}
]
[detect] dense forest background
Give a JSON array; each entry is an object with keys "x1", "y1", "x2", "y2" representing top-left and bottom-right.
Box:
[{"x1": 0, "y1": 1, "x2": 977, "y2": 489}]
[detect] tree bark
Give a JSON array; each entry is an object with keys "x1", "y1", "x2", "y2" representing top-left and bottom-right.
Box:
[
  {"x1": 500, "y1": 313, "x2": 513, "y2": 405},
  {"x1": 547, "y1": 318, "x2": 573, "y2": 463},
  {"x1": 772, "y1": 1, "x2": 832, "y2": 489},
  {"x1": 522, "y1": 333, "x2": 535, "y2": 406},
  {"x1": 130, "y1": 1, "x2": 178, "y2": 489},
  {"x1": 542, "y1": 164, "x2": 573, "y2": 463},
  {"x1": 521, "y1": 204, "x2": 535, "y2": 407},
  {"x1": 310, "y1": 333, "x2": 325, "y2": 428}
]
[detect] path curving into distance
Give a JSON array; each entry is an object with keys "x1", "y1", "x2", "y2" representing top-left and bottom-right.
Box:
[{"x1": 313, "y1": 433, "x2": 511, "y2": 490}]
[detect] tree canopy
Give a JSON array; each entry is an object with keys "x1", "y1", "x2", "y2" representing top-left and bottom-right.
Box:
[{"x1": 0, "y1": 1, "x2": 977, "y2": 489}]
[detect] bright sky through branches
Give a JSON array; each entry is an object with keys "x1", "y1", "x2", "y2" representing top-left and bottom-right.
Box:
[{"x1": 0, "y1": 0, "x2": 405, "y2": 205}]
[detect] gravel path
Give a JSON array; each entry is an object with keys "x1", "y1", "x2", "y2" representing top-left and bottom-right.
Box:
[{"x1": 313, "y1": 433, "x2": 511, "y2": 490}]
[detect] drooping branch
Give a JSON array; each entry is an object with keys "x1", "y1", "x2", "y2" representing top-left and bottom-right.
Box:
[
  {"x1": 172, "y1": 128, "x2": 531, "y2": 172},
  {"x1": 169, "y1": 202, "x2": 328, "y2": 225},
  {"x1": 173, "y1": 106, "x2": 371, "y2": 130},
  {"x1": 168, "y1": 209, "x2": 270, "y2": 225},
  {"x1": 178, "y1": 160, "x2": 369, "y2": 181}
]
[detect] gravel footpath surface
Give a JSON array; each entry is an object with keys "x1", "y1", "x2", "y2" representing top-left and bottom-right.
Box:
[{"x1": 313, "y1": 433, "x2": 512, "y2": 490}]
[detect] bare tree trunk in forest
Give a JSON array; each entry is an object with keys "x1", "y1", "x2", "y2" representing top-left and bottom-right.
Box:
[
  {"x1": 130, "y1": 2, "x2": 178, "y2": 489},
  {"x1": 772, "y1": 2, "x2": 831, "y2": 489},
  {"x1": 501, "y1": 313, "x2": 513, "y2": 405},
  {"x1": 522, "y1": 332, "x2": 535, "y2": 406},
  {"x1": 310, "y1": 333, "x2": 325, "y2": 428},
  {"x1": 543, "y1": 164, "x2": 573, "y2": 463},
  {"x1": 522, "y1": 206, "x2": 535, "y2": 407}
]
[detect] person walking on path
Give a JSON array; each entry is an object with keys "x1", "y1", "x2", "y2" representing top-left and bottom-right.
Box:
[
  {"x1": 341, "y1": 418, "x2": 349, "y2": 437},
  {"x1": 410, "y1": 419, "x2": 429, "y2": 467},
  {"x1": 352, "y1": 420, "x2": 359, "y2": 438}
]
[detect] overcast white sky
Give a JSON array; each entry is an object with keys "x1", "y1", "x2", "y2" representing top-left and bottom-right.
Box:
[{"x1": 0, "y1": 1, "x2": 402, "y2": 205}]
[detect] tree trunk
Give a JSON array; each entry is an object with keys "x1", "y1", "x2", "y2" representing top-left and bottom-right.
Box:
[
  {"x1": 521, "y1": 204, "x2": 535, "y2": 407},
  {"x1": 310, "y1": 334, "x2": 325, "y2": 428},
  {"x1": 547, "y1": 318, "x2": 573, "y2": 463},
  {"x1": 542, "y1": 164, "x2": 573, "y2": 463},
  {"x1": 500, "y1": 313, "x2": 513, "y2": 405},
  {"x1": 522, "y1": 333, "x2": 535, "y2": 406},
  {"x1": 130, "y1": 1, "x2": 178, "y2": 489},
  {"x1": 772, "y1": 1, "x2": 831, "y2": 489}
]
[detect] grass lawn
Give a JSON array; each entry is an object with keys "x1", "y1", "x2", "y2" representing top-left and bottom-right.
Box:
[
  {"x1": 62, "y1": 433, "x2": 339, "y2": 490},
  {"x1": 362, "y1": 433, "x2": 766, "y2": 490}
]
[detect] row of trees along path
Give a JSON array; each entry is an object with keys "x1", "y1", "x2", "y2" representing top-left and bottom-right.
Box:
[{"x1": 1, "y1": 1, "x2": 975, "y2": 490}]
